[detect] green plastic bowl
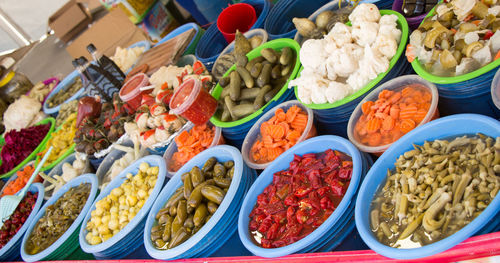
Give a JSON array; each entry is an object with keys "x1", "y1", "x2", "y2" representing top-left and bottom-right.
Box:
[
  {"x1": 210, "y1": 38, "x2": 302, "y2": 128},
  {"x1": 294, "y1": 10, "x2": 409, "y2": 110},
  {"x1": 35, "y1": 118, "x2": 76, "y2": 172},
  {"x1": 410, "y1": 5, "x2": 500, "y2": 84},
  {"x1": 0, "y1": 117, "x2": 56, "y2": 179}
]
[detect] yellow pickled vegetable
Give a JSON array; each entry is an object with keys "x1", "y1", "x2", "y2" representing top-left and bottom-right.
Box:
[
  {"x1": 41, "y1": 113, "x2": 77, "y2": 165},
  {"x1": 85, "y1": 162, "x2": 159, "y2": 245}
]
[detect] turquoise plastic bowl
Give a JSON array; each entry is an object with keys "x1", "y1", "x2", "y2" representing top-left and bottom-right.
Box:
[
  {"x1": 145, "y1": 145, "x2": 256, "y2": 260},
  {"x1": 42, "y1": 70, "x2": 85, "y2": 116},
  {"x1": 79, "y1": 155, "x2": 167, "y2": 259},
  {"x1": 0, "y1": 183, "x2": 44, "y2": 261},
  {"x1": 238, "y1": 135, "x2": 364, "y2": 257},
  {"x1": 21, "y1": 174, "x2": 99, "y2": 262},
  {"x1": 355, "y1": 114, "x2": 500, "y2": 259}
]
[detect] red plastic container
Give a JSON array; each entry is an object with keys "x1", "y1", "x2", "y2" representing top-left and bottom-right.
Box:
[
  {"x1": 169, "y1": 78, "x2": 217, "y2": 125},
  {"x1": 217, "y1": 3, "x2": 257, "y2": 43},
  {"x1": 119, "y1": 73, "x2": 152, "y2": 110}
]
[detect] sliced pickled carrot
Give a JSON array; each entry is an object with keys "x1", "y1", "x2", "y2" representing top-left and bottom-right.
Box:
[
  {"x1": 382, "y1": 116, "x2": 395, "y2": 131},
  {"x1": 171, "y1": 124, "x2": 217, "y2": 171},
  {"x1": 400, "y1": 119, "x2": 416, "y2": 133},
  {"x1": 361, "y1": 101, "x2": 374, "y2": 114},
  {"x1": 399, "y1": 105, "x2": 418, "y2": 119},
  {"x1": 366, "y1": 118, "x2": 382, "y2": 133}
]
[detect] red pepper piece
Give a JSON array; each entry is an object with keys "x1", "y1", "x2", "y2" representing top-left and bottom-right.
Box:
[
  {"x1": 338, "y1": 167, "x2": 352, "y2": 179},
  {"x1": 257, "y1": 194, "x2": 268, "y2": 206},
  {"x1": 266, "y1": 223, "x2": 280, "y2": 240},
  {"x1": 320, "y1": 196, "x2": 334, "y2": 210},
  {"x1": 286, "y1": 206, "x2": 295, "y2": 222},
  {"x1": 296, "y1": 209, "x2": 308, "y2": 224},
  {"x1": 261, "y1": 238, "x2": 272, "y2": 248},
  {"x1": 249, "y1": 219, "x2": 259, "y2": 231},
  {"x1": 294, "y1": 187, "x2": 312, "y2": 198},
  {"x1": 263, "y1": 202, "x2": 285, "y2": 215},
  {"x1": 484, "y1": 30, "x2": 494, "y2": 40},
  {"x1": 307, "y1": 169, "x2": 322, "y2": 189},
  {"x1": 331, "y1": 179, "x2": 345, "y2": 196},
  {"x1": 258, "y1": 216, "x2": 273, "y2": 233},
  {"x1": 284, "y1": 194, "x2": 298, "y2": 207},
  {"x1": 317, "y1": 186, "x2": 330, "y2": 197}
]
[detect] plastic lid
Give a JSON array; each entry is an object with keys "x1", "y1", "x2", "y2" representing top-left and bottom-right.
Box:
[
  {"x1": 119, "y1": 73, "x2": 150, "y2": 101},
  {"x1": 169, "y1": 78, "x2": 201, "y2": 115}
]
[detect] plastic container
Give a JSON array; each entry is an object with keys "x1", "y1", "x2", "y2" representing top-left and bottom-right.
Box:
[
  {"x1": 170, "y1": 78, "x2": 218, "y2": 126},
  {"x1": 355, "y1": 114, "x2": 500, "y2": 259},
  {"x1": 145, "y1": 145, "x2": 256, "y2": 260},
  {"x1": 119, "y1": 73, "x2": 152, "y2": 111},
  {"x1": 210, "y1": 38, "x2": 302, "y2": 149},
  {"x1": 0, "y1": 161, "x2": 43, "y2": 197},
  {"x1": 21, "y1": 173, "x2": 99, "y2": 262},
  {"x1": 211, "y1": 28, "x2": 268, "y2": 79},
  {"x1": 238, "y1": 135, "x2": 367, "y2": 257},
  {"x1": 264, "y1": 0, "x2": 331, "y2": 40},
  {"x1": 193, "y1": 0, "x2": 231, "y2": 23},
  {"x1": 347, "y1": 75, "x2": 439, "y2": 155},
  {"x1": 0, "y1": 117, "x2": 56, "y2": 179},
  {"x1": 43, "y1": 153, "x2": 93, "y2": 200},
  {"x1": 42, "y1": 70, "x2": 86, "y2": 116},
  {"x1": 79, "y1": 155, "x2": 167, "y2": 259},
  {"x1": 176, "y1": 0, "x2": 210, "y2": 25},
  {"x1": 217, "y1": 3, "x2": 257, "y2": 43},
  {"x1": 296, "y1": 10, "x2": 410, "y2": 138},
  {"x1": 0, "y1": 183, "x2": 44, "y2": 261},
  {"x1": 163, "y1": 122, "x2": 224, "y2": 177},
  {"x1": 194, "y1": 0, "x2": 271, "y2": 71},
  {"x1": 241, "y1": 100, "x2": 316, "y2": 170},
  {"x1": 410, "y1": 7, "x2": 500, "y2": 119},
  {"x1": 154, "y1": 23, "x2": 204, "y2": 55},
  {"x1": 492, "y1": 68, "x2": 500, "y2": 111},
  {"x1": 392, "y1": 0, "x2": 429, "y2": 30}
]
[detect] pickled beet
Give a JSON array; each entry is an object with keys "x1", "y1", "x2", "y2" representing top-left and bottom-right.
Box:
[
  {"x1": 0, "y1": 192, "x2": 37, "y2": 249},
  {"x1": 249, "y1": 149, "x2": 353, "y2": 248}
]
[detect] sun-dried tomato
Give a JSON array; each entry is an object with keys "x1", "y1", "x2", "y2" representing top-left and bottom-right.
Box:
[{"x1": 249, "y1": 149, "x2": 352, "y2": 248}]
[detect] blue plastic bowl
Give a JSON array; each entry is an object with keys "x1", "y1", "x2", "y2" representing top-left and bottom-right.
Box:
[
  {"x1": 43, "y1": 69, "x2": 85, "y2": 116},
  {"x1": 243, "y1": 0, "x2": 271, "y2": 30},
  {"x1": 238, "y1": 135, "x2": 364, "y2": 257},
  {"x1": 355, "y1": 114, "x2": 500, "y2": 260},
  {"x1": 44, "y1": 153, "x2": 93, "y2": 200},
  {"x1": 145, "y1": 145, "x2": 256, "y2": 260},
  {"x1": 195, "y1": 22, "x2": 228, "y2": 71},
  {"x1": 0, "y1": 183, "x2": 44, "y2": 261},
  {"x1": 21, "y1": 174, "x2": 99, "y2": 262},
  {"x1": 79, "y1": 155, "x2": 167, "y2": 259},
  {"x1": 154, "y1": 23, "x2": 203, "y2": 55}
]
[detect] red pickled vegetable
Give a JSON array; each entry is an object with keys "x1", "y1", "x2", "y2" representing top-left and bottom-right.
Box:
[
  {"x1": 0, "y1": 124, "x2": 50, "y2": 174},
  {"x1": 249, "y1": 149, "x2": 353, "y2": 248},
  {"x1": 76, "y1": 96, "x2": 101, "y2": 128},
  {"x1": 0, "y1": 192, "x2": 37, "y2": 249}
]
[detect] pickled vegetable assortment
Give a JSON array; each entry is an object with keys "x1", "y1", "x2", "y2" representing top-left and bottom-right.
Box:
[
  {"x1": 216, "y1": 46, "x2": 296, "y2": 122},
  {"x1": 85, "y1": 162, "x2": 159, "y2": 245},
  {"x1": 55, "y1": 100, "x2": 78, "y2": 127},
  {"x1": 250, "y1": 105, "x2": 315, "y2": 164},
  {"x1": 26, "y1": 183, "x2": 90, "y2": 255},
  {"x1": 46, "y1": 77, "x2": 82, "y2": 108},
  {"x1": 151, "y1": 157, "x2": 234, "y2": 250},
  {"x1": 370, "y1": 134, "x2": 500, "y2": 248},
  {"x1": 406, "y1": 0, "x2": 500, "y2": 76},
  {"x1": 0, "y1": 192, "x2": 37, "y2": 249},
  {"x1": 249, "y1": 149, "x2": 353, "y2": 248},
  {"x1": 170, "y1": 124, "x2": 220, "y2": 172},
  {"x1": 40, "y1": 113, "x2": 77, "y2": 166},
  {"x1": 354, "y1": 84, "x2": 433, "y2": 147}
]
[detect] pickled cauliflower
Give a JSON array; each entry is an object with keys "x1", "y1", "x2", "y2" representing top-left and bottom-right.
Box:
[{"x1": 290, "y1": 4, "x2": 401, "y2": 104}]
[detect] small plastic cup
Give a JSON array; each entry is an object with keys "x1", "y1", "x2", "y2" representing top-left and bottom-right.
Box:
[
  {"x1": 217, "y1": 3, "x2": 257, "y2": 43},
  {"x1": 347, "y1": 75, "x2": 439, "y2": 156},
  {"x1": 169, "y1": 78, "x2": 217, "y2": 126},
  {"x1": 241, "y1": 100, "x2": 317, "y2": 170},
  {"x1": 119, "y1": 73, "x2": 152, "y2": 110},
  {"x1": 163, "y1": 122, "x2": 224, "y2": 177}
]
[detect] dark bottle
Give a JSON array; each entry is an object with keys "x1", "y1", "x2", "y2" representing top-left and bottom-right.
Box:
[
  {"x1": 77, "y1": 56, "x2": 119, "y2": 102},
  {"x1": 72, "y1": 59, "x2": 91, "y2": 88},
  {"x1": 87, "y1": 43, "x2": 125, "y2": 87}
]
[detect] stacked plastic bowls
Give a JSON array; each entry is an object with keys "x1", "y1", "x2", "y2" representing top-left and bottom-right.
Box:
[
  {"x1": 264, "y1": 0, "x2": 331, "y2": 40},
  {"x1": 79, "y1": 156, "x2": 167, "y2": 259},
  {"x1": 144, "y1": 145, "x2": 256, "y2": 260},
  {"x1": 0, "y1": 183, "x2": 45, "y2": 261},
  {"x1": 356, "y1": 114, "x2": 500, "y2": 259},
  {"x1": 238, "y1": 135, "x2": 372, "y2": 257},
  {"x1": 21, "y1": 174, "x2": 99, "y2": 262},
  {"x1": 296, "y1": 10, "x2": 410, "y2": 138},
  {"x1": 42, "y1": 70, "x2": 86, "y2": 116},
  {"x1": 210, "y1": 38, "x2": 302, "y2": 149}
]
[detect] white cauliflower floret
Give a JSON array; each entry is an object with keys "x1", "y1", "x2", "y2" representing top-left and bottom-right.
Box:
[
  {"x1": 409, "y1": 30, "x2": 425, "y2": 47},
  {"x1": 355, "y1": 45, "x2": 389, "y2": 83},
  {"x1": 379, "y1": 15, "x2": 401, "y2": 43},
  {"x1": 452, "y1": 0, "x2": 475, "y2": 21},
  {"x1": 352, "y1": 22, "x2": 379, "y2": 46},
  {"x1": 289, "y1": 69, "x2": 322, "y2": 104},
  {"x1": 297, "y1": 85, "x2": 312, "y2": 104},
  {"x1": 436, "y1": 3, "x2": 452, "y2": 17},
  {"x1": 326, "y1": 23, "x2": 352, "y2": 49},
  {"x1": 489, "y1": 30, "x2": 500, "y2": 53},
  {"x1": 325, "y1": 81, "x2": 352, "y2": 103},
  {"x1": 346, "y1": 71, "x2": 371, "y2": 91},
  {"x1": 372, "y1": 34, "x2": 398, "y2": 58},
  {"x1": 349, "y1": 3, "x2": 381, "y2": 24},
  {"x1": 327, "y1": 48, "x2": 359, "y2": 78},
  {"x1": 471, "y1": 45, "x2": 492, "y2": 66},
  {"x1": 489, "y1": 6, "x2": 500, "y2": 16},
  {"x1": 464, "y1": 32, "x2": 480, "y2": 45},
  {"x1": 300, "y1": 39, "x2": 328, "y2": 75}
]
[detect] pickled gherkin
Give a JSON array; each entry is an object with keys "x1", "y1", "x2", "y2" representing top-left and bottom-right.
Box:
[{"x1": 151, "y1": 157, "x2": 234, "y2": 249}]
